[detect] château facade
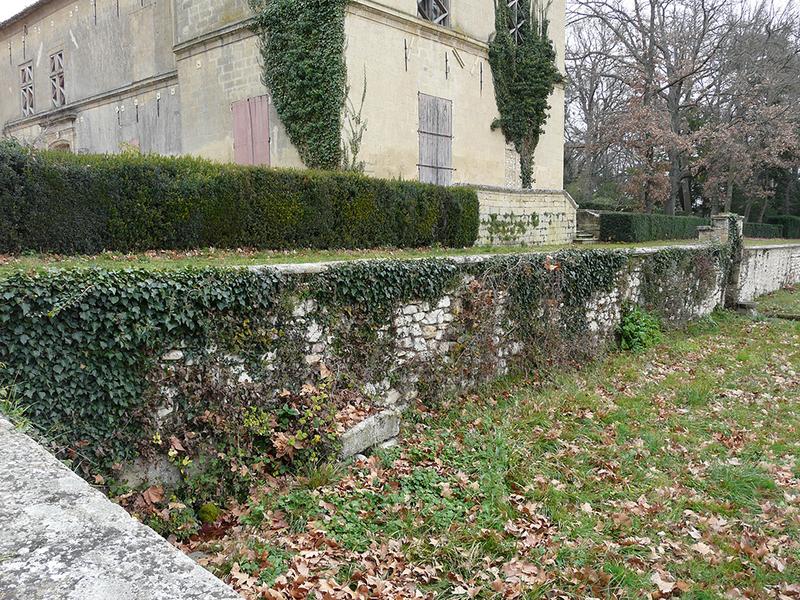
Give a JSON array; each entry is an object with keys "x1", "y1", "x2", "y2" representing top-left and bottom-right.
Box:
[{"x1": 0, "y1": 0, "x2": 565, "y2": 190}]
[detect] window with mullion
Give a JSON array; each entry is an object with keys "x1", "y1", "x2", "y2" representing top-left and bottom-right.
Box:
[
  {"x1": 50, "y1": 51, "x2": 66, "y2": 108},
  {"x1": 508, "y1": 0, "x2": 527, "y2": 43},
  {"x1": 20, "y1": 64, "x2": 34, "y2": 117},
  {"x1": 417, "y1": 0, "x2": 449, "y2": 27}
]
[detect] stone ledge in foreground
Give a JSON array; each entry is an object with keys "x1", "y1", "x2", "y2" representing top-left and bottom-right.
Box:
[{"x1": 0, "y1": 418, "x2": 240, "y2": 600}]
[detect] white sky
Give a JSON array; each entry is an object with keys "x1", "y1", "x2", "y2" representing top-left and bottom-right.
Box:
[
  {"x1": 0, "y1": 0, "x2": 34, "y2": 21},
  {"x1": 0, "y1": 0, "x2": 38, "y2": 22}
]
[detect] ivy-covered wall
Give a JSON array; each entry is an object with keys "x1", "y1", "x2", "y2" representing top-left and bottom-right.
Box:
[{"x1": 0, "y1": 245, "x2": 727, "y2": 504}]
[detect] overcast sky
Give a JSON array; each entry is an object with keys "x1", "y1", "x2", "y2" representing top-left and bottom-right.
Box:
[{"x1": 0, "y1": 0, "x2": 37, "y2": 22}]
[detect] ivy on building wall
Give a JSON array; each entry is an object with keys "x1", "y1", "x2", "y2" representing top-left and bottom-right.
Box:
[
  {"x1": 249, "y1": 0, "x2": 348, "y2": 170},
  {"x1": 488, "y1": 0, "x2": 562, "y2": 189}
]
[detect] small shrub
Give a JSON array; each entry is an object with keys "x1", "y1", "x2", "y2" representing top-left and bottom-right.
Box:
[
  {"x1": 617, "y1": 305, "x2": 662, "y2": 353},
  {"x1": 600, "y1": 212, "x2": 709, "y2": 242}
]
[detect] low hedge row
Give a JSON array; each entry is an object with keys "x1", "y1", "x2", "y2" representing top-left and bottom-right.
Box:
[
  {"x1": 766, "y1": 215, "x2": 800, "y2": 239},
  {"x1": 743, "y1": 222, "x2": 784, "y2": 239},
  {"x1": 0, "y1": 141, "x2": 479, "y2": 254},
  {"x1": 599, "y1": 212, "x2": 710, "y2": 243}
]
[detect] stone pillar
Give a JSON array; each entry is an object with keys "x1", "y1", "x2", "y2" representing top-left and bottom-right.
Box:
[
  {"x1": 718, "y1": 214, "x2": 745, "y2": 308},
  {"x1": 697, "y1": 213, "x2": 742, "y2": 244}
]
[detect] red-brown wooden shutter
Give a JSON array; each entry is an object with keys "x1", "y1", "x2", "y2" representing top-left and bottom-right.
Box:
[{"x1": 232, "y1": 96, "x2": 270, "y2": 166}]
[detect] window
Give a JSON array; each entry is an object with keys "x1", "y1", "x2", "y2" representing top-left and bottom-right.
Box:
[
  {"x1": 50, "y1": 51, "x2": 65, "y2": 108},
  {"x1": 20, "y1": 63, "x2": 34, "y2": 117},
  {"x1": 507, "y1": 0, "x2": 526, "y2": 43},
  {"x1": 418, "y1": 93, "x2": 453, "y2": 186},
  {"x1": 232, "y1": 95, "x2": 270, "y2": 166},
  {"x1": 417, "y1": 0, "x2": 449, "y2": 27}
]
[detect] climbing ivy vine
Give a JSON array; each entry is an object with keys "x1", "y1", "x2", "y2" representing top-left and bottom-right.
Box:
[
  {"x1": 489, "y1": 0, "x2": 562, "y2": 188},
  {"x1": 249, "y1": 0, "x2": 348, "y2": 170}
]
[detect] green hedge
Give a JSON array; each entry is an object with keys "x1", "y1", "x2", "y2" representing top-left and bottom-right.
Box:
[
  {"x1": 599, "y1": 212, "x2": 709, "y2": 243},
  {"x1": 0, "y1": 141, "x2": 479, "y2": 254},
  {"x1": 743, "y1": 222, "x2": 784, "y2": 239},
  {"x1": 766, "y1": 215, "x2": 800, "y2": 239}
]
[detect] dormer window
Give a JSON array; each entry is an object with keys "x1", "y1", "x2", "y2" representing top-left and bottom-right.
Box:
[
  {"x1": 20, "y1": 63, "x2": 34, "y2": 117},
  {"x1": 417, "y1": 0, "x2": 449, "y2": 27}
]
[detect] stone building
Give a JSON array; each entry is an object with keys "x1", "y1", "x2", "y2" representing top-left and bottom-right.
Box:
[{"x1": 0, "y1": 0, "x2": 565, "y2": 191}]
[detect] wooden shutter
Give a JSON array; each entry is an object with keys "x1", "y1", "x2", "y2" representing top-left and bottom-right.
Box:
[
  {"x1": 418, "y1": 93, "x2": 453, "y2": 186},
  {"x1": 232, "y1": 96, "x2": 270, "y2": 166}
]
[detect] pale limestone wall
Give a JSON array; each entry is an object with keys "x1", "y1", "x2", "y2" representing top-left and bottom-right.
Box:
[
  {"x1": 1, "y1": 0, "x2": 566, "y2": 188},
  {"x1": 175, "y1": 32, "x2": 303, "y2": 166},
  {"x1": 1, "y1": 0, "x2": 178, "y2": 153},
  {"x1": 173, "y1": 0, "x2": 251, "y2": 45},
  {"x1": 738, "y1": 244, "x2": 800, "y2": 302},
  {"x1": 344, "y1": 0, "x2": 565, "y2": 188},
  {"x1": 140, "y1": 246, "x2": 725, "y2": 467},
  {"x1": 476, "y1": 186, "x2": 577, "y2": 245},
  {"x1": 0, "y1": 418, "x2": 241, "y2": 600}
]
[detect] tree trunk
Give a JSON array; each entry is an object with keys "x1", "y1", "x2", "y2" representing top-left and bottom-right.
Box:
[
  {"x1": 681, "y1": 177, "x2": 692, "y2": 213},
  {"x1": 757, "y1": 196, "x2": 769, "y2": 223},
  {"x1": 724, "y1": 161, "x2": 735, "y2": 213}
]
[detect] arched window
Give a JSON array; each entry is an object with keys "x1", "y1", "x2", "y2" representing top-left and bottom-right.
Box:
[{"x1": 49, "y1": 141, "x2": 71, "y2": 152}]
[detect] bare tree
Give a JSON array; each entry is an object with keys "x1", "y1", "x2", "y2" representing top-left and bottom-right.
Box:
[{"x1": 566, "y1": 0, "x2": 800, "y2": 218}]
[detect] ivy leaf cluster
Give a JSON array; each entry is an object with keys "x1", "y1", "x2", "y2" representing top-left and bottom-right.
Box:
[
  {"x1": 489, "y1": 0, "x2": 563, "y2": 188},
  {"x1": 0, "y1": 268, "x2": 284, "y2": 464},
  {"x1": 249, "y1": 0, "x2": 348, "y2": 170}
]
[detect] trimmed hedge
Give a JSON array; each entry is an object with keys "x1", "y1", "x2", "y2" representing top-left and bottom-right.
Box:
[
  {"x1": 743, "y1": 222, "x2": 784, "y2": 239},
  {"x1": 599, "y1": 212, "x2": 710, "y2": 243},
  {"x1": 766, "y1": 215, "x2": 800, "y2": 239},
  {"x1": 0, "y1": 142, "x2": 479, "y2": 254}
]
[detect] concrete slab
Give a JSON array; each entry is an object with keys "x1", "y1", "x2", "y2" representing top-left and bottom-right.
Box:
[{"x1": 0, "y1": 418, "x2": 241, "y2": 600}]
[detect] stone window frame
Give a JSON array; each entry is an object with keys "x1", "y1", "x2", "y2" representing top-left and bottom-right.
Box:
[
  {"x1": 20, "y1": 62, "x2": 34, "y2": 117},
  {"x1": 50, "y1": 50, "x2": 66, "y2": 108},
  {"x1": 417, "y1": 0, "x2": 449, "y2": 27}
]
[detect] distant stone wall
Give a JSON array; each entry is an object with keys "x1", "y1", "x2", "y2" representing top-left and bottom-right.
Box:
[
  {"x1": 474, "y1": 186, "x2": 577, "y2": 246},
  {"x1": 738, "y1": 243, "x2": 800, "y2": 302}
]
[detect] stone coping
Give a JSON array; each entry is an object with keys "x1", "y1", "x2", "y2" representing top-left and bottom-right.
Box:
[
  {"x1": 745, "y1": 242, "x2": 800, "y2": 251},
  {"x1": 248, "y1": 243, "x2": 714, "y2": 276},
  {"x1": 0, "y1": 418, "x2": 240, "y2": 600}
]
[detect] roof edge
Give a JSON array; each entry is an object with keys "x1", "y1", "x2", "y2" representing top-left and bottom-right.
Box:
[{"x1": 1, "y1": 0, "x2": 55, "y2": 32}]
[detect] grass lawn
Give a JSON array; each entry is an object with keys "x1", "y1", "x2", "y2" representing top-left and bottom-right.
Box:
[
  {"x1": 1, "y1": 239, "x2": 797, "y2": 278},
  {"x1": 172, "y1": 311, "x2": 800, "y2": 599},
  {"x1": 745, "y1": 238, "x2": 800, "y2": 247},
  {"x1": 0, "y1": 240, "x2": 714, "y2": 278},
  {"x1": 757, "y1": 287, "x2": 800, "y2": 318}
]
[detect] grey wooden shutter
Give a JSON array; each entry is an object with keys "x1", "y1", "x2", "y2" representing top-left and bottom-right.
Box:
[{"x1": 418, "y1": 93, "x2": 453, "y2": 186}]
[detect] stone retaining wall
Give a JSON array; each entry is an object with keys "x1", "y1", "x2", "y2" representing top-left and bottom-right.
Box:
[
  {"x1": 143, "y1": 245, "x2": 724, "y2": 465},
  {"x1": 738, "y1": 243, "x2": 800, "y2": 302},
  {"x1": 474, "y1": 186, "x2": 577, "y2": 246}
]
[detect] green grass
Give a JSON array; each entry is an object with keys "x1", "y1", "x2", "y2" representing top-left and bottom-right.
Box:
[
  {"x1": 178, "y1": 311, "x2": 800, "y2": 598},
  {"x1": 744, "y1": 238, "x2": 800, "y2": 246},
  {"x1": 0, "y1": 240, "x2": 711, "y2": 277},
  {"x1": 757, "y1": 287, "x2": 800, "y2": 317}
]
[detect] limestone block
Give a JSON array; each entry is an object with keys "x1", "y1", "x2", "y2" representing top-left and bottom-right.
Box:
[{"x1": 340, "y1": 410, "x2": 402, "y2": 459}]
